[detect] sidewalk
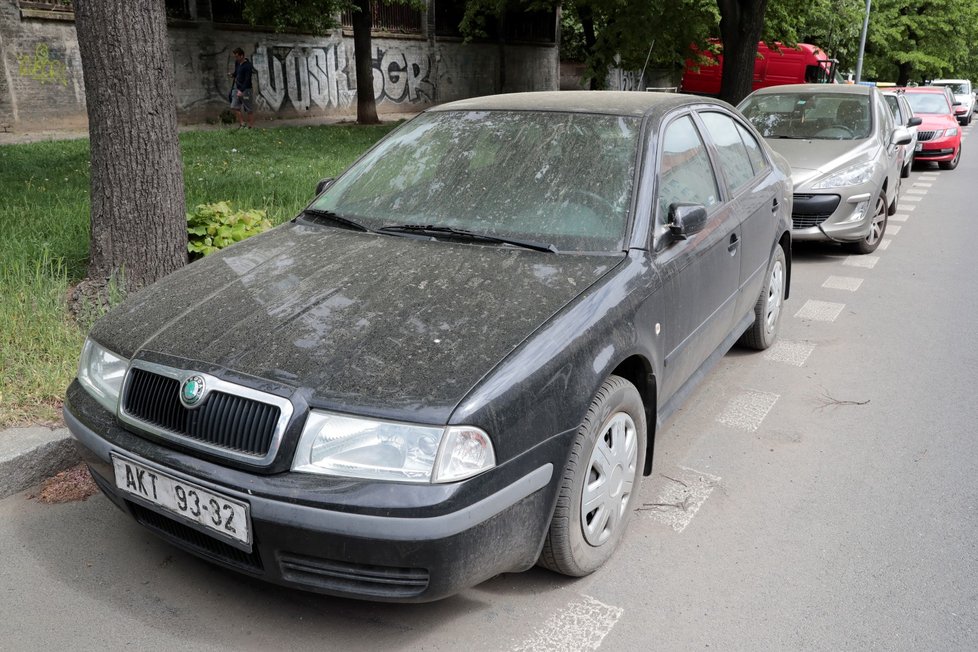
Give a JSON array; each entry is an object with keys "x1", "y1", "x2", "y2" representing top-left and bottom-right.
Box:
[
  {"x1": 0, "y1": 426, "x2": 77, "y2": 499},
  {"x1": 0, "y1": 110, "x2": 421, "y2": 146}
]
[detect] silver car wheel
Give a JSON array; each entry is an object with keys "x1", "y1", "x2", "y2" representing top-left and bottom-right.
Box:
[
  {"x1": 866, "y1": 194, "x2": 887, "y2": 245},
  {"x1": 765, "y1": 258, "x2": 785, "y2": 335},
  {"x1": 581, "y1": 412, "x2": 638, "y2": 546}
]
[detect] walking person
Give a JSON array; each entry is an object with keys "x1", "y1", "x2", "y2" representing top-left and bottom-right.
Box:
[{"x1": 229, "y1": 47, "x2": 255, "y2": 128}]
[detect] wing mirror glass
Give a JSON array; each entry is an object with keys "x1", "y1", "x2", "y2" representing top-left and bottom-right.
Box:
[
  {"x1": 668, "y1": 203, "x2": 708, "y2": 240},
  {"x1": 315, "y1": 178, "x2": 334, "y2": 195}
]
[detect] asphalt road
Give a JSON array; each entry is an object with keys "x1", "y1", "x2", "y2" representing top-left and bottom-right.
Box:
[{"x1": 2, "y1": 126, "x2": 976, "y2": 651}]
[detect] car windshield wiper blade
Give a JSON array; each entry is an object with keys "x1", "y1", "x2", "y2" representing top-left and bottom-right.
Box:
[
  {"x1": 770, "y1": 134, "x2": 810, "y2": 139},
  {"x1": 377, "y1": 224, "x2": 558, "y2": 253},
  {"x1": 299, "y1": 208, "x2": 371, "y2": 232}
]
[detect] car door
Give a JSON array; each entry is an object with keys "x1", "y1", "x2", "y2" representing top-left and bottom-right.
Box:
[
  {"x1": 696, "y1": 110, "x2": 779, "y2": 321},
  {"x1": 652, "y1": 112, "x2": 741, "y2": 401}
]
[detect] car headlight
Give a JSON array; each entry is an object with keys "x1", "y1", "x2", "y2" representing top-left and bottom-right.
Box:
[
  {"x1": 811, "y1": 161, "x2": 876, "y2": 189},
  {"x1": 945, "y1": 127, "x2": 959, "y2": 137},
  {"x1": 77, "y1": 337, "x2": 129, "y2": 413},
  {"x1": 293, "y1": 411, "x2": 496, "y2": 483}
]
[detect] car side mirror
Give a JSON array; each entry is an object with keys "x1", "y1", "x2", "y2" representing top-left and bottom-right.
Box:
[
  {"x1": 668, "y1": 203, "x2": 708, "y2": 240},
  {"x1": 315, "y1": 178, "x2": 334, "y2": 195},
  {"x1": 907, "y1": 116, "x2": 922, "y2": 127},
  {"x1": 953, "y1": 101, "x2": 962, "y2": 107},
  {"x1": 892, "y1": 126, "x2": 912, "y2": 146}
]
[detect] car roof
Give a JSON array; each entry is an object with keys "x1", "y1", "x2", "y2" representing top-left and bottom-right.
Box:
[
  {"x1": 930, "y1": 79, "x2": 969, "y2": 84},
  {"x1": 894, "y1": 86, "x2": 945, "y2": 93},
  {"x1": 746, "y1": 83, "x2": 872, "y2": 96},
  {"x1": 428, "y1": 91, "x2": 733, "y2": 118}
]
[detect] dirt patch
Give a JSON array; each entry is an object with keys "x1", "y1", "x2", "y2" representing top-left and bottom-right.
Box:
[{"x1": 30, "y1": 463, "x2": 99, "y2": 504}]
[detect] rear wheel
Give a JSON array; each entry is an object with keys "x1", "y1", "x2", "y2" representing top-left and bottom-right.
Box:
[
  {"x1": 739, "y1": 244, "x2": 786, "y2": 350},
  {"x1": 939, "y1": 146, "x2": 961, "y2": 170},
  {"x1": 846, "y1": 191, "x2": 887, "y2": 254},
  {"x1": 538, "y1": 375, "x2": 646, "y2": 577}
]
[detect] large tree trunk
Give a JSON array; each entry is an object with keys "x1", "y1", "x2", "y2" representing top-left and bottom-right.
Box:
[
  {"x1": 717, "y1": 0, "x2": 769, "y2": 105},
  {"x1": 352, "y1": 0, "x2": 379, "y2": 125},
  {"x1": 576, "y1": 4, "x2": 599, "y2": 90},
  {"x1": 896, "y1": 61, "x2": 912, "y2": 87},
  {"x1": 74, "y1": 0, "x2": 187, "y2": 293}
]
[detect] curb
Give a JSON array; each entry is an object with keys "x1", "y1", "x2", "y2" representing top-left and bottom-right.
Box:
[{"x1": 0, "y1": 427, "x2": 80, "y2": 499}]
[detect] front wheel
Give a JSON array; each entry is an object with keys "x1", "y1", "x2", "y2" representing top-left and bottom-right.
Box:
[
  {"x1": 538, "y1": 375, "x2": 646, "y2": 577},
  {"x1": 846, "y1": 191, "x2": 887, "y2": 254},
  {"x1": 738, "y1": 244, "x2": 786, "y2": 350}
]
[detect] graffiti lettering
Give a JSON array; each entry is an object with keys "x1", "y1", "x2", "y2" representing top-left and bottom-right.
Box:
[
  {"x1": 16, "y1": 43, "x2": 69, "y2": 87},
  {"x1": 607, "y1": 68, "x2": 646, "y2": 92},
  {"x1": 252, "y1": 42, "x2": 434, "y2": 113}
]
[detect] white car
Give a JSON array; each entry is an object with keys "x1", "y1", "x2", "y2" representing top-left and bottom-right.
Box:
[{"x1": 929, "y1": 79, "x2": 974, "y2": 125}]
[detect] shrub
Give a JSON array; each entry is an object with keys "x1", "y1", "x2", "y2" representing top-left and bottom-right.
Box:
[{"x1": 186, "y1": 201, "x2": 272, "y2": 258}]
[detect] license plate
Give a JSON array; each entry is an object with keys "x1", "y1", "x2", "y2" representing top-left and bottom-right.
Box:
[
  {"x1": 915, "y1": 142, "x2": 923, "y2": 152},
  {"x1": 112, "y1": 454, "x2": 251, "y2": 546}
]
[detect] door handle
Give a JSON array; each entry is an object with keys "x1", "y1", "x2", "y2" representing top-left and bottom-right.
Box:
[
  {"x1": 772, "y1": 197, "x2": 780, "y2": 214},
  {"x1": 728, "y1": 233, "x2": 739, "y2": 255}
]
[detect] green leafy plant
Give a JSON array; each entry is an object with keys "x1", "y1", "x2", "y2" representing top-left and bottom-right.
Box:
[{"x1": 186, "y1": 201, "x2": 272, "y2": 258}]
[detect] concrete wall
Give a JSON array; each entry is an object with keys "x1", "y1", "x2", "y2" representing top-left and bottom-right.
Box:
[{"x1": 0, "y1": 1, "x2": 558, "y2": 132}]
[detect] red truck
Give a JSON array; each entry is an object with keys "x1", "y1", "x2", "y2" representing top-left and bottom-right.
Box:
[{"x1": 681, "y1": 42, "x2": 838, "y2": 95}]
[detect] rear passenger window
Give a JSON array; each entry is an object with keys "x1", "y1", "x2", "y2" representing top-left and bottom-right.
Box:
[
  {"x1": 736, "y1": 123, "x2": 768, "y2": 176},
  {"x1": 657, "y1": 115, "x2": 719, "y2": 222},
  {"x1": 700, "y1": 112, "x2": 755, "y2": 189}
]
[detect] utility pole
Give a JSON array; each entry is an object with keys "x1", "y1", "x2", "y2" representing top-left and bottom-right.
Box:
[{"x1": 855, "y1": 0, "x2": 871, "y2": 83}]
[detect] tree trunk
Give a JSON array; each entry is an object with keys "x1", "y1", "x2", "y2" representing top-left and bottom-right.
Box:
[
  {"x1": 74, "y1": 0, "x2": 187, "y2": 292},
  {"x1": 717, "y1": 0, "x2": 769, "y2": 105},
  {"x1": 352, "y1": 0, "x2": 379, "y2": 125},
  {"x1": 577, "y1": 4, "x2": 599, "y2": 90},
  {"x1": 896, "y1": 62, "x2": 912, "y2": 87}
]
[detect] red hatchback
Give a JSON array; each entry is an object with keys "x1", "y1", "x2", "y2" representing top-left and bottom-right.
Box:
[{"x1": 897, "y1": 87, "x2": 962, "y2": 170}]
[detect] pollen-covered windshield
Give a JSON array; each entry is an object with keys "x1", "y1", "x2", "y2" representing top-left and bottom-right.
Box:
[
  {"x1": 739, "y1": 92, "x2": 873, "y2": 140},
  {"x1": 311, "y1": 110, "x2": 641, "y2": 253}
]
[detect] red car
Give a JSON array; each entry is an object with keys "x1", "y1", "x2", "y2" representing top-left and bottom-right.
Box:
[{"x1": 896, "y1": 87, "x2": 962, "y2": 170}]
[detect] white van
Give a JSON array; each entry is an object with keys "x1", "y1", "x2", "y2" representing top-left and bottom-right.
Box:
[{"x1": 929, "y1": 79, "x2": 974, "y2": 125}]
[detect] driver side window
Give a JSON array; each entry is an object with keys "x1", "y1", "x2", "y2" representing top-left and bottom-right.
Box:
[{"x1": 656, "y1": 115, "x2": 719, "y2": 238}]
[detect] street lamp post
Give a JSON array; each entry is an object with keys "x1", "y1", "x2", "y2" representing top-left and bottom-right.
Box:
[{"x1": 855, "y1": 0, "x2": 872, "y2": 83}]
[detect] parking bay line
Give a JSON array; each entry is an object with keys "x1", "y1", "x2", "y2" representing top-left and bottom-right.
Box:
[
  {"x1": 717, "y1": 390, "x2": 780, "y2": 433},
  {"x1": 511, "y1": 595, "x2": 624, "y2": 652},
  {"x1": 913, "y1": 182, "x2": 933, "y2": 188},
  {"x1": 890, "y1": 214, "x2": 910, "y2": 222},
  {"x1": 843, "y1": 255, "x2": 879, "y2": 269},
  {"x1": 889, "y1": 225, "x2": 902, "y2": 234},
  {"x1": 901, "y1": 204, "x2": 916, "y2": 211},
  {"x1": 763, "y1": 339, "x2": 816, "y2": 366},
  {"x1": 823, "y1": 275, "x2": 864, "y2": 291},
  {"x1": 795, "y1": 298, "x2": 847, "y2": 320},
  {"x1": 901, "y1": 195, "x2": 923, "y2": 202},
  {"x1": 905, "y1": 188, "x2": 928, "y2": 195},
  {"x1": 879, "y1": 239, "x2": 891, "y2": 250},
  {"x1": 641, "y1": 466, "x2": 722, "y2": 533}
]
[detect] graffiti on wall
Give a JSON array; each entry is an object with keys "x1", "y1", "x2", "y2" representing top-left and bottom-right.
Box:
[
  {"x1": 252, "y1": 41, "x2": 435, "y2": 113},
  {"x1": 16, "y1": 43, "x2": 69, "y2": 86}
]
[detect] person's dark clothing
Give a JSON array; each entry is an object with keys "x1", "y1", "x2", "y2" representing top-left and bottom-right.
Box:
[{"x1": 233, "y1": 58, "x2": 253, "y2": 92}]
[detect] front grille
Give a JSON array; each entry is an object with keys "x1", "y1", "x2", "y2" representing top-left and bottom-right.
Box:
[
  {"x1": 129, "y1": 501, "x2": 263, "y2": 571},
  {"x1": 917, "y1": 130, "x2": 937, "y2": 141},
  {"x1": 123, "y1": 367, "x2": 280, "y2": 457},
  {"x1": 792, "y1": 214, "x2": 832, "y2": 229},
  {"x1": 279, "y1": 552, "x2": 429, "y2": 598}
]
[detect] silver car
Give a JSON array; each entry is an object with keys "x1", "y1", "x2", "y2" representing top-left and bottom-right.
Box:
[
  {"x1": 739, "y1": 84, "x2": 912, "y2": 254},
  {"x1": 883, "y1": 91, "x2": 923, "y2": 178}
]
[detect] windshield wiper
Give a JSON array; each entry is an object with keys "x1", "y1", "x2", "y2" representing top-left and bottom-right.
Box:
[
  {"x1": 298, "y1": 208, "x2": 371, "y2": 232},
  {"x1": 770, "y1": 134, "x2": 810, "y2": 139},
  {"x1": 378, "y1": 224, "x2": 558, "y2": 253}
]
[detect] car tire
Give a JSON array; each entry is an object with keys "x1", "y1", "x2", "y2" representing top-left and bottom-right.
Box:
[
  {"x1": 738, "y1": 244, "x2": 786, "y2": 351},
  {"x1": 845, "y1": 191, "x2": 887, "y2": 255},
  {"x1": 538, "y1": 375, "x2": 646, "y2": 577},
  {"x1": 939, "y1": 146, "x2": 961, "y2": 170}
]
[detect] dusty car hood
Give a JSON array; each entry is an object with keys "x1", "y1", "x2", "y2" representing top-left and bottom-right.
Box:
[
  {"x1": 764, "y1": 138, "x2": 877, "y2": 189},
  {"x1": 92, "y1": 223, "x2": 620, "y2": 422}
]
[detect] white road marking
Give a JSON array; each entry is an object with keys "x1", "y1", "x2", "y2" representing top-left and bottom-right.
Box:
[
  {"x1": 795, "y1": 299, "x2": 846, "y2": 321},
  {"x1": 511, "y1": 595, "x2": 624, "y2": 652},
  {"x1": 879, "y1": 239, "x2": 891, "y2": 250},
  {"x1": 890, "y1": 214, "x2": 909, "y2": 222},
  {"x1": 641, "y1": 466, "x2": 722, "y2": 533},
  {"x1": 919, "y1": 175, "x2": 939, "y2": 181},
  {"x1": 823, "y1": 275, "x2": 864, "y2": 291},
  {"x1": 843, "y1": 255, "x2": 880, "y2": 269},
  {"x1": 914, "y1": 182, "x2": 933, "y2": 188},
  {"x1": 717, "y1": 390, "x2": 780, "y2": 432},
  {"x1": 905, "y1": 188, "x2": 927, "y2": 195},
  {"x1": 901, "y1": 195, "x2": 923, "y2": 202},
  {"x1": 763, "y1": 339, "x2": 816, "y2": 366},
  {"x1": 901, "y1": 204, "x2": 917, "y2": 211},
  {"x1": 888, "y1": 225, "x2": 902, "y2": 234}
]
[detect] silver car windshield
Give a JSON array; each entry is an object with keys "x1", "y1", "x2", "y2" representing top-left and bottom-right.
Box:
[
  {"x1": 311, "y1": 110, "x2": 641, "y2": 253},
  {"x1": 739, "y1": 92, "x2": 873, "y2": 140},
  {"x1": 932, "y1": 82, "x2": 970, "y2": 95}
]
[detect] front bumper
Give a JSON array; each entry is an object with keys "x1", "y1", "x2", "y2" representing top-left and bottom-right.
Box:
[
  {"x1": 790, "y1": 186, "x2": 877, "y2": 243},
  {"x1": 914, "y1": 136, "x2": 959, "y2": 162},
  {"x1": 65, "y1": 382, "x2": 565, "y2": 602}
]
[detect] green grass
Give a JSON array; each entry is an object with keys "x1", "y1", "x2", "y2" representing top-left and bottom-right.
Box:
[{"x1": 0, "y1": 122, "x2": 396, "y2": 427}]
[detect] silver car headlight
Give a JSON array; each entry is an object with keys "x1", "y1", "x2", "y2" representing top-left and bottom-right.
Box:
[
  {"x1": 811, "y1": 161, "x2": 876, "y2": 189},
  {"x1": 293, "y1": 411, "x2": 496, "y2": 484},
  {"x1": 77, "y1": 337, "x2": 129, "y2": 413}
]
